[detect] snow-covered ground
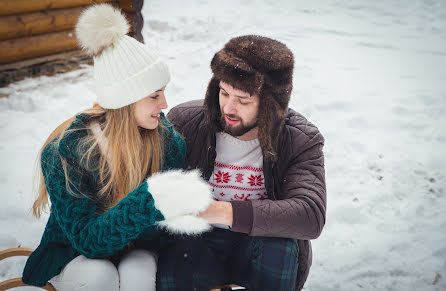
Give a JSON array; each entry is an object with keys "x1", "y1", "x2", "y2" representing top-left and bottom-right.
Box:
[{"x1": 1, "y1": 0, "x2": 445, "y2": 290}]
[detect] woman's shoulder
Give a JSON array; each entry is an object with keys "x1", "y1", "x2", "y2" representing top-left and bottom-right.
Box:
[
  {"x1": 59, "y1": 114, "x2": 98, "y2": 157},
  {"x1": 161, "y1": 113, "x2": 184, "y2": 143},
  {"x1": 160, "y1": 113, "x2": 186, "y2": 170},
  {"x1": 41, "y1": 114, "x2": 95, "y2": 163}
]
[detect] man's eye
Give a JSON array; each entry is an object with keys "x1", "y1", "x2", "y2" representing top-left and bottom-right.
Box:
[
  {"x1": 151, "y1": 95, "x2": 159, "y2": 99},
  {"x1": 239, "y1": 98, "x2": 250, "y2": 105},
  {"x1": 220, "y1": 91, "x2": 228, "y2": 96}
]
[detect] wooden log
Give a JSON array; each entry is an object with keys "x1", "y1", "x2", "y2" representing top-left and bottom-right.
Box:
[
  {"x1": 0, "y1": 1, "x2": 143, "y2": 41},
  {"x1": 0, "y1": 49, "x2": 89, "y2": 71},
  {"x1": 117, "y1": 0, "x2": 143, "y2": 12},
  {"x1": 0, "y1": 0, "x2": 144, "y2": 85},
  {"x1": 0, "y1": 7, "x2": 84, "y2": 41},
  {"x1": 117, "y1": 0, "x2": 144, "y2": 43},
  {"x1": 0, "y1": 30, "x2": 79, "y2": 64},
  {"x1": 0, "y1": 50, "x2": 92, "y2": 87},
  {"x1": 132, "y1": 11, "x2": 144, "y2": 42},
  {"x1": 0, "y1": 0, "x2": 116, "y2": 16},
  {"x1": 121, "y1": 11, "x2": 143, "y2": 43}
]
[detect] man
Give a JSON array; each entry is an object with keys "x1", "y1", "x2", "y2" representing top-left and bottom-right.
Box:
[{"x1": 158, "y1": 35, "x2": 326, "y2": 291}]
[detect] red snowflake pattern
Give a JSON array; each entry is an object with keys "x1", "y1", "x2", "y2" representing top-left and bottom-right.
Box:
[
  {"x1": 230, "y1": 193, "x2": 254, "y2": 201},
  {"x1": 215, "y1": 171, "x2": 231, "y2": 183},
  {"x1": 248, "y1": 175, "x2": 264, "y2": 186},
  {"x1": 220, "y1": 192, "x2": 225, "y2": 197},
  {"x1": 256, "y1": 192, "x2": 267, "y2": 200},
  {"x1": 233, "y1": 194, "x2": 245, "y2": 200},
  {"x1": 235, "y1": 173, "x2": 244, "y2": 183}
]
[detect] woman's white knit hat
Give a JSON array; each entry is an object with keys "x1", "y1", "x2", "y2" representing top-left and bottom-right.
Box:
[{"x1": 75, "y1": 4, "x2": 170, "y2": 109}]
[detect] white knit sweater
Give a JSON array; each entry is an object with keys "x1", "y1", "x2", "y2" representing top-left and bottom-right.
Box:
[{"x1": 208, "y1": 132, "x2": 266, "y2": 202}]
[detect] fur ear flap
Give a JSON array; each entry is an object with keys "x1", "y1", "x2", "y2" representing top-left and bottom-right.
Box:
[
  {"x1": 75, "y1": 4, "x2": 129, "y2": 55},
  {"x1": 257, "y1": 91, "x2": 285, "y2": 161},
  {"x1": 204, "y1": 77, "x2": 222, "y2": 132}
]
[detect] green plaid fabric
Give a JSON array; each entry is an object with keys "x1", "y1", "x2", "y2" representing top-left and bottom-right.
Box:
[{"x1": 157, "y1": 228, "x2": 299, "y2": 291}]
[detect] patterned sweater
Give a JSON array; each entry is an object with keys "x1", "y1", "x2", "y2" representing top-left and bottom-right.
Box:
[
  {"x1": 22, "y1": 113, "x2": 186, "y2": 287},
  {"x1": 209, "y1": 132, "x2": 266, "y2": 202}
]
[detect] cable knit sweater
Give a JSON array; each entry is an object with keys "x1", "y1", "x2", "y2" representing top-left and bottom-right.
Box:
[{"x1": 22, "y1": 113, "x2": 186, "y2": 287}]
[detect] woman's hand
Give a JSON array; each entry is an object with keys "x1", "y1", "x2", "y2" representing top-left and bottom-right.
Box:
[
  {"x1": 146, "y1": 170, "x2": 212, "y2": 219},
  {"x1": 198, "y1": 201, "x2": 233, "y2": 227}
]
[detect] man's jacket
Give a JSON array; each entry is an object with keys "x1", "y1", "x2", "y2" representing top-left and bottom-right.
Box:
[{"x1": 167, "y1": 100, "x2": 327, "y2": 290}]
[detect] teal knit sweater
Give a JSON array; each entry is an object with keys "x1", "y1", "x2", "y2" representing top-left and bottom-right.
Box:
[{"x1": 22, "y1": 113, "x2": 186, "y2": 287}]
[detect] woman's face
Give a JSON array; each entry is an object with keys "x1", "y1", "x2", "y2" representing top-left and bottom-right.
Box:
[{"x1": 134, "y1": 86, "x2": 168, "y2": 130}]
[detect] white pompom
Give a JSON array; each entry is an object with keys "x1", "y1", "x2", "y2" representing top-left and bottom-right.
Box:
[{"x1": 75, "y1": 4, "x2": 130, "y2": 55}]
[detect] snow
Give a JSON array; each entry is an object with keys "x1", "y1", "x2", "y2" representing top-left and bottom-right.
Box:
[{"x1": 1, "y1": 0, "x2": 445, "y2": 290}]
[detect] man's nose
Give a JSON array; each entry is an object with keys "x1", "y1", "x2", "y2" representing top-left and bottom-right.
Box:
[{"x1": 224, "y1": 96, "x2": 237, "y2": 114}]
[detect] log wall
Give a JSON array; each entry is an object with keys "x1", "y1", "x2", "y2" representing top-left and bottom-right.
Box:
[{"x1": 0, "y1": 0, "x2": 145, "y2": 87}]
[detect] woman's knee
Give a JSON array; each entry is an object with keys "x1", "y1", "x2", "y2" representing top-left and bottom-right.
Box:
[
  {"x1": 118, "y1": 249, "x2": 158, "y2": 291},
  {"x1": 50, "y1": 255, "x2": 119, "y2": 291},
  {"x1": 119, "y1": 249, "x2": 157, "y2": 275}
]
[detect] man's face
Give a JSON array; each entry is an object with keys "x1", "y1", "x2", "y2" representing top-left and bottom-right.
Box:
[{"x1": 218, "y1": 81, "x2": 260, "y2": 140}]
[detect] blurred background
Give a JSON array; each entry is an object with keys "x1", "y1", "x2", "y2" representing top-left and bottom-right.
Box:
[{"x1": 1, "y1": 0, "x2": 445, "y2": 290}]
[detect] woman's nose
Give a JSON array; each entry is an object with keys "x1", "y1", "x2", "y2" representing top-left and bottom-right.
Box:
[{"x1": 159, "y1": 95, "x2": 168, "y2": 109}]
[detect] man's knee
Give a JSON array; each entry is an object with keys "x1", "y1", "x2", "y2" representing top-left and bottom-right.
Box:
[
  {"x1": 234, "y1": 236, "x2": 299, "y2": 289},
  {"x1": 156, "y1": 237, "x2": 228, "y2": 291},
  {"x1": 255, "y1": 236, "x2": 298, "y2": 257}
]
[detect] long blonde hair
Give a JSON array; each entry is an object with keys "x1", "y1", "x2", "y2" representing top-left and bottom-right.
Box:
[{"x1": 32, "y1": 104, "x2": 163, "y2": 218}]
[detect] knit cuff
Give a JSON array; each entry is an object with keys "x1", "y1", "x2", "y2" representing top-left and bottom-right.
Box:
[{"x1": 230, "y1": 201, "x2": 253, "y2": 234}]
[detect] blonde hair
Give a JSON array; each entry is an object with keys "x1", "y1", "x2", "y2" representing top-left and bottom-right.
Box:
[{"x1": 32, "y1": 104, "x2": 163, "y2": 218}]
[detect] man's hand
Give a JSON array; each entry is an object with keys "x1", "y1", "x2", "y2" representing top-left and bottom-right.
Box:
[{"x1": 198, "y1": 201, "x2": 233, "y2": 227}]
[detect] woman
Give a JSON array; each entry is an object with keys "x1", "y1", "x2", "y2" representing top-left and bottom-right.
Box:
[{"x1": 22, "y1": 4, "x2": 212, "y2": 290}]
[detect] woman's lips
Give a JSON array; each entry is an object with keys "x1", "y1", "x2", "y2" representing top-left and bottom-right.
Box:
[{"x1": 151, "y1": 113, "x2": 160, "y2": 120}]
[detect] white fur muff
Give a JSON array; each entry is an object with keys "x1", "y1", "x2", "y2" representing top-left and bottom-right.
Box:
[{"x1": 146, "y1": 170, "x2": 213, "y2": 234}]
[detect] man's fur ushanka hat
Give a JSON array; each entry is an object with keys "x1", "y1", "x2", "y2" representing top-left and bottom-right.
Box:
[{"x1": 204, "y1": 35, "x2": 294, "y2": 161}]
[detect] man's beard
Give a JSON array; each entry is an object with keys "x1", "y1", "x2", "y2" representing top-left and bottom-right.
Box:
[{"x1": 220, "y1": 112, "x2": 257, "y2": 137}]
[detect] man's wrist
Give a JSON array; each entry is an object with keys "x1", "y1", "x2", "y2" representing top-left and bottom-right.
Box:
[
  {"x1": 229, "y1": 201, "x2": 253, "y2": 234},
  {"x1": 220, "y1": 201, "x2": 233, "y2": 227}
]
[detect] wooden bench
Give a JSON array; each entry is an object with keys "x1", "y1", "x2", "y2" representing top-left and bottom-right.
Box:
[
  {"x1": 0, "y1": 247, "x2": 56, "y2": 290},
  {"x1": 0, "y1": 247, "x2": 245, "y2": 290}
]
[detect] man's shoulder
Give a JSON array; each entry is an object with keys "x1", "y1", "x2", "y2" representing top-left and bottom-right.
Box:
[
  {"x1": 166, "y1": 100, "x2": 206, "y2": 134},
  {"x1": 169, "y1": 99, "x2": 204, "y2": 116},
  {"x1": 167, "y1": 100, "x2": 204, "y2": 123},
  {"x1": 283, "y1": 108, "x2": 324, "y2": 146}
]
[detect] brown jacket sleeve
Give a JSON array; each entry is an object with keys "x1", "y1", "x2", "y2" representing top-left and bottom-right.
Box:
[
  {"x1": 232, "y1": 133, "x2": 326, "y2": 240},
  {"x1": 254, "y1": 139, "x2": 326, "y2": 240}
]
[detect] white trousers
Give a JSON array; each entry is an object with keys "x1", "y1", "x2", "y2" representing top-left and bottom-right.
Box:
[{"x1": 49, "y1": 249, "x2": 157, "y2": 291}]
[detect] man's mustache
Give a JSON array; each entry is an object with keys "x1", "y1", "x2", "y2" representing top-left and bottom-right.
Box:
[{"x1": 223, "y1": 113, "x2": 240, "y2": 120}]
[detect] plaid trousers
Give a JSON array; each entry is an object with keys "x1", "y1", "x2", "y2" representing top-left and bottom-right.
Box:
[{"x1": 157, "y1": 228, "x2": 299, "y2": 291}]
